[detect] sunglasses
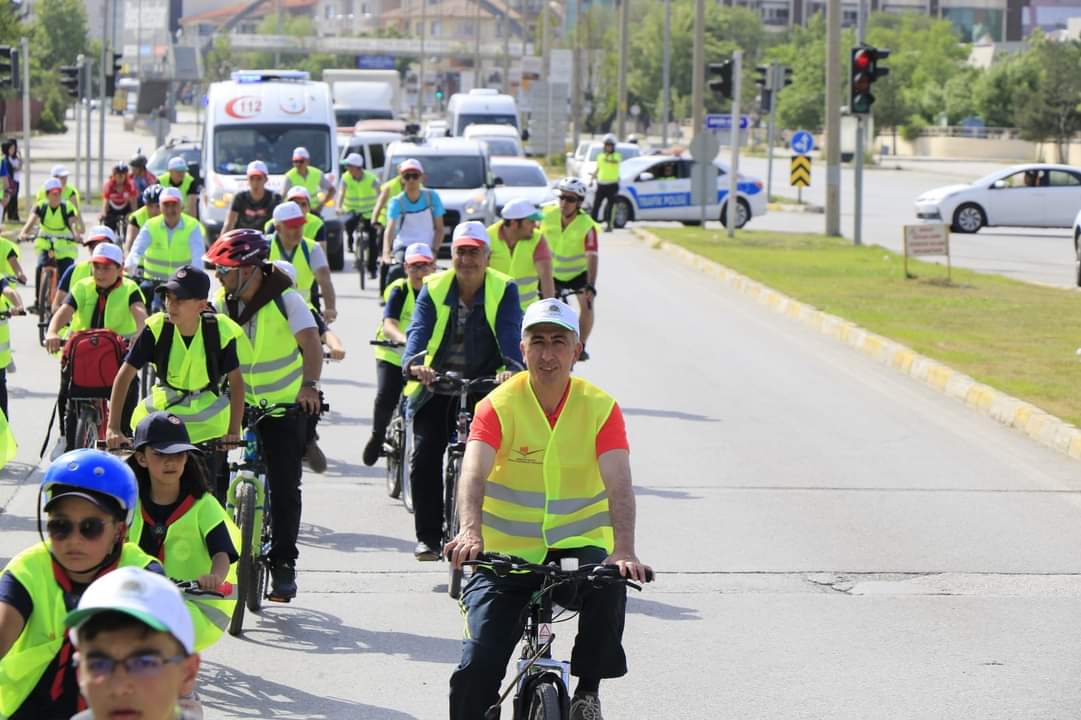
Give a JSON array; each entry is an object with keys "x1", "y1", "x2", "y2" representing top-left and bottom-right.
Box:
[
  {"x1": 214, "y1": 266, "x2": 234, "y2": 277},
  {"x1": 79, "y1": 652, "x2": 186, "y2": 682},
  {"x1": 559, "y1": 195, "x2": 580, "y2": 204},
  {"x1": 402, "y1": 173, "x2": 420, "y2": 181},
  {"x1": 46, "y1": 516, "x2": 109, "y2": 541},
  {"x1": 406, "y1": 261, "x2": 435, "y2": 271}
]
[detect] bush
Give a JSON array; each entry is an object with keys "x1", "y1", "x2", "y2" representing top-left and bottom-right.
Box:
[{"x1": 900, "y1": 115, "x2": 927, "y2": 143}]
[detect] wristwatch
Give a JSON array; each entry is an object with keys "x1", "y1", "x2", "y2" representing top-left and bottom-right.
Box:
[{"x1": 301, "y1": 380, "x2": 319, "y2": 390}]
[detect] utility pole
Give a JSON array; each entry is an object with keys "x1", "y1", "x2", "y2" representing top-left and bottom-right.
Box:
[
  {"x1": 542, "y1": 0, "x2": 552, "y2": 157},
  {"x1": 616, "y1": 0, "x2": 628, "y2": 138},
  {"x1": 825, "y1": 0, "x2": 842, "y2": 236},
  {"x1": 726, "y1": 50, "x2": 742, "y2": 238},
  {"x1": 20, "y1": 37, "x2": 29, "y2": 218},
  {"x1": 662, "y1": 0, "x2": 671, "y2": 147},
  {"x1": 75, "y1": 55, "x2": 84, "y2": 192},
  {"x1": 474, "y1": 0, "x2": 482, "y2": 88},
  {"x1": 137, "y1": 0, "x2": 143, "y2": 82},
  {"x1": 502, "y1": 3, "x2": 511, "y2": 94},
  {"x1": 854, "y1": 0, "x2": 866, "y2": 246},
  {"x1": 572, "y1": 0, "x2": 582, "y2": 147},
  {"x1": 419, "y1": 0, "x2": 427, "y2": 118},
  {"x1": 274, "y1": 0, "x2": 282, "y2": 67},
  {"x1": 765, "y1": 64, "x2": 779, "y2": 201},
  {"x1": 85, "y1": 60, "x2": 92, "y2": 198},
  {"x1": 98, "y1": 0, "x2": 109, "y2": 194},
  {"x1": 691, "y1": 0, "x2": 704, "y2": 146}
]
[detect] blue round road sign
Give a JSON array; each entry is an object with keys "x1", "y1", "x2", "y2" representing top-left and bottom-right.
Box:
[{"x1": 790, "y1": 130, "x2": 814, "y2": 155}]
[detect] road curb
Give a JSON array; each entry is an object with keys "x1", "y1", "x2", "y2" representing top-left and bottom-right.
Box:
[
  {"x1": 766, "y1": 202, "x2": 824, "y2": 214},
  {"x1": 629, "y1": 226, "x2": 1081, "y2": 462}
]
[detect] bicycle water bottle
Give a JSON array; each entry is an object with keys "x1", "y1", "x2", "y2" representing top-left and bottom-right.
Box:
[{"x1": 243, "y1": 427, "x2": 258, "y2": 462}]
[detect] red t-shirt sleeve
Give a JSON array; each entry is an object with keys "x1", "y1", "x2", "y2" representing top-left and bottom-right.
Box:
[
  {"x1": 584, "y1": 227, "x2": 599, "y2": 253},
  {"x1": 533, "y1": 236, "x2": 552, "y2": 263},
  {"x1": 468, "y1": 397, "x2": 503, "y2": 449},
  {"x1": 596, "y1": 402, "x2": 629, "y2": 456}
]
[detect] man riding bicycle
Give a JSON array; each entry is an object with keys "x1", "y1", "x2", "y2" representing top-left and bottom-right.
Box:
[
  {"x1": 222, "y1": 161, "x2": 281, "y2": 234},
  {"x1": 337, "y1": 153, "x2": 380, "y2": 276},
  {"x1": 283, "y1": 147, "x2": 334, "y2": 216},
  {"x1": 20, "y1": 178, "x2": 83, "y2": 310},
  {"x1": 100, "y1": 163, "x2": 138, "y2": 235},
  {"x1": 486, "y1": 198, "x2": 556, "y2": 311},
  {"x1": 445, "y1": 299, "x2": 651, "y2": 720},
  {"x1": 207, "y1": 230, "x2": 324, "y2": 601},
  {"x1": 126, "y1": 188, "x2": 205, "y2": 300},
  {"x1": 125, "y1": 185, "x2": 163, "y2": 255},
  {"x1": 542, "y1": 178, "x2": 600, "y2": 361},
  {"x1": 402, "y1": 221, "x2": 523, "y2": 561}
]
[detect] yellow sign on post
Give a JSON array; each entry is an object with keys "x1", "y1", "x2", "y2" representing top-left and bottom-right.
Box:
[{"x1": 790, "y1": 155, "x2": 811, "y2": 187}]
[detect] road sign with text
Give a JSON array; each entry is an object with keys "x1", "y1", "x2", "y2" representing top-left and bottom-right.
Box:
[{"x1": 705, "y1": 114, "x2": 750, "y2": 130}]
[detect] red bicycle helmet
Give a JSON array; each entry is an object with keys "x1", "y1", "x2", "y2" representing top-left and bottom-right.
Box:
[{"x1": 204, "y1": 229, "x2": 269, "y2": 267}]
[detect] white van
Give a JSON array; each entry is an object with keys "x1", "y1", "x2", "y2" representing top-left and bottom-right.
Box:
[
  {"x1": 446, "y1": 89, "x2": 522, "y2": 137},
  {"x1": 200, "y1": 70, "x2": 346, "y2": 269},
  {"x1": 462, "y1": 124, "x2": 524, "y2": 157}
]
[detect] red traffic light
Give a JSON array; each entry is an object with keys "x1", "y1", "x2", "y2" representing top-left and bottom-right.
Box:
[{"x1": 853, "y1": 49, "x2": 873, "y2": 71}]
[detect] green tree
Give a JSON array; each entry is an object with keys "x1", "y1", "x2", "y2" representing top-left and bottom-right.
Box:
[
  {"x1": 30, "y1": 0, "x2": 89, "y2": 69},
  {"x1": 1012, "y1": 34, "x2": 1081, "y2": 162},
  {"x1": 971, "y1": 54, "x2": 1035, "y2": 127}
]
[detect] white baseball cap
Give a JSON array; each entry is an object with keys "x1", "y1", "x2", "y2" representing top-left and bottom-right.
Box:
[
  {"x1": 273, "y1": 260, "x2": 298, "y2": 285},
  {"x1": 398, "y1": 158, "x2": 424, "y2": 175},
  {"x1": 85, "y1": 225, "x2": 117, "y2": 245},
  {"x1": 246, "y1": 160, "x2": 268, "y2": 177},
  {"x1": 273, "y1": 201, "x2": 306, "y2": 227},
  {"x1": 501, "y1": 198, "x2": 543, "y2": 222},
  {"x1": 159, "y1": 187, "x2": 183, "y2": 204},
  {"x1": 90, "y1": 243, "x2": 124, "y2": 266},
  {"x1": 167, "y1": 156, "x2": 188, "y2": 172},
  {"x1": 404, "y1": 242, "x2": 435, "y2": 265},
  {"x1": 51, "y1": 164, "x2": 69, "y2": 178},
  {"x1": 65, "y1": 567, "x2": 196, "y2": 654},
  {"x1": 452, "y1": 220, "x2": 490, "y2": 249},
  {"x1": 285, "y1": 185, "x2": 310, "y2": 201},
  {"x1": 522, "y1": 298, "x2": 580, "y2": 336},
  {"x1": 43, "y1": 178, "x2": 62, "y2": 193},
  {"x1": 344, "y1": 152, "x2": 365, "y2": 168},
  {"x1": 292, "y1": 146, "x2": 310, "y2": 161}
]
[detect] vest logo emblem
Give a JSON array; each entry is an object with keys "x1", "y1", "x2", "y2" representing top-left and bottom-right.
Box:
[{"x1": 511, "y1": 445, "x2": 544, "y2": 465}]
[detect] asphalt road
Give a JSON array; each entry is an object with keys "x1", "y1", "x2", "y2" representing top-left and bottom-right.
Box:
[{"x1": 2, "y1": 227, "x2": 1081, "y2": 717}]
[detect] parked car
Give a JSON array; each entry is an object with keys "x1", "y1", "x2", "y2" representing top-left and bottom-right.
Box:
[
  {"x1": 147, "y1": 137, "x2": 201, "y2": 179},
  {"x1": 489, "y1": 157, "x2": 555, "y2": 216},
  {"x1": 565, "y1": 140, "x2": 592, "y2": 178},
  {"x1": 916, "y1": 163, "x2": 1081, "y2": 233},
  {"x1": 594, "y1": 154, "x2": 767, "y2": 229}
]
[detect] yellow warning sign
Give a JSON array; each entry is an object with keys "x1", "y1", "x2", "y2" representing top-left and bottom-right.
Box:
[{"x1": 790, "y1": 155, "x2": 811, "y2": 187}]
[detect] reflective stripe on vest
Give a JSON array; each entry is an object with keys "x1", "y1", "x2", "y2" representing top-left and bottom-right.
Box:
[
  {"x1": 285, "y1": 167, "x2": 323, "y2": 198},
  {"x1": 481, "y1": 373, "x2": 616, "y2": 563},
  {"x1": 0, "y1": 543, "x2": 158, "y2": 717},
  {"x1": 230, "y1": 290, "x2": 305, "y2": 405},
  {"x1": 540, "y1": 206, "x2": 595, "y2": 281},
  {"x1": 402, "y1": 268, "x2": 511, "y2": 398},
  {"x1": 143, "y1": 214, "x2": 199, "y2": 280},
  {"x1": 487, "y1": 221, "x2": 542, "y2": 310},
  {"x1": 596, "y1": 152, "x2": 622, "y2": 184},
  {"x1": 68, "y1": 276, "x2": 142, "y2": 338},
  {"x1": 342, "y1": 171, "x2": 379, "y2": 215},
  {"x1": 129, "y1": 312, "x2": 241, "y2": 443},
  {"x1": 374, "y1": 278, "x2": 416, "y2": 366},
  {"x1": 128, "y1": 494, "x2": 240, "y2": 651},
  {"x1": 270, "y1": 236, "x2": 317, "y2": 294},
  {"x1": 158, "y1": 172, "x2": 194, "y2": 198}
]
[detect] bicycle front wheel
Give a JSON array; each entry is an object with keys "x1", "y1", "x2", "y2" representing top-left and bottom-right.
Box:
[
  {"x1": 445, "y1": 453, "x2": 463, "y2": 599},
  {"x1": 401, "y1": 418, "x2": 415, "y2": 514},
  {"x1": 526, "y1": 680, "x2": 565, "y2": 720},
  {"x1": 229, "y1": 481, "x2": 255, "y2": 635},
  {"x1": 357, "y1": 230, "x2": 367, "y2": 290},
  {"x1": 36, "y1": 275, "x2": 52, "y2": 347},
  {"x1": 385, "y1": 410, "x2": 402, "y2": 499},
  {"x1": 72, "y1": 405, "x2": 98, "y2": 451}
]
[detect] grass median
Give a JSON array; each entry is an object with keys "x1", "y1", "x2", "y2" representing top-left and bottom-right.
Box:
[{"x1": 648, "y1": 227, "x2": 1081, "y2": 425}]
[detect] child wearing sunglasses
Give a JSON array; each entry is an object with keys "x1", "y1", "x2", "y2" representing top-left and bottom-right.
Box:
[
  {"x1": 126, "y1": 412, "x2": 239, "y2": 652},
  {"x1": 0, "y1": 449, "x2": 162, "y2": 720},
  {"x1": 65, "y1": 566, "x2": 202, "y2": 720}
]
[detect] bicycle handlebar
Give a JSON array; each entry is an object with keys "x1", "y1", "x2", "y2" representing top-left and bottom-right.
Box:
[
  {"x1": 462, "y1": 552, "x2": 653, "y2": 589},
  {"x1": 174, "y1": 579, "x2": 234, "y2": 598},
  {"x1": 369, "y1": 339, "x2": 405, "y2": 348}
]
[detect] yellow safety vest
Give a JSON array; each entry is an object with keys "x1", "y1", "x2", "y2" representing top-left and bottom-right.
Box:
[
  {"x1": 0, "y1": 293, "x2": 11, "y2": 369},
  {"x1": 128, "y1": 493, "x2": 240, "y2": 651},
  {"x1": 129, "y1": 205, "x2": 150, "y2": 229},
  {"x1": 0, "y1": 542, "x2": 159, "y2": 717},
  {"x1": 130, "y1": 312, "x2": 243, "y2": 444},
  {"x1": 285, "y1": 166, "x2": 323, "y2": 199},
  {"x1": 34, "y1": 202, "x2": 79, "y2": 260},
  {"x1": 67, "y1": 260, "x2": 93, "y2": 290},
  {"x1": 67, "y1": 276, "x2": 143, "y2": 338},
  {"x1": 0, "y1": 236, "x2": 19, "y2": 278},
  {"x1": 219, "y1": 288, "x2": 305, "y2": 405},
  {"x1": 482, "y1": 372, "x2": 616, "y2": 563},
  {"x1": 374, "y1": 278, "x2": 416, "y2": 366},
  {"x1": 540, "y1": 206, "x2": 596, "y2": 282},
  {"x1": 158, "y1": 172, "x2": 194, "y2": 199},
  {"x1": 142, "y1": 214, "x2": 200, "y2": 281},
  {"x1": 270, "y1": 235, "x2": 318, "y2": 296},
  {"x1": 596, "y1": 151, "x2": 622, "y2": 184},
  {"x1": 403, "y1": 268, "x2": 511, "y2": 398},
  {"x1": 487, "y1": 221, "x2": 543, "y2": 310},
  {"x1": 377, "y1": 176, "x2": 404, "y2": 225},
  {"x1": 342, "y1": 170, "x2": 379, "y2": 216}
]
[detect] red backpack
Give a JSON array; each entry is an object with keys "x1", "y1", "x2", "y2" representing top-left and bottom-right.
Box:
[{"x1": 61, "y1": 329, "x2": 126, "y2": 398}]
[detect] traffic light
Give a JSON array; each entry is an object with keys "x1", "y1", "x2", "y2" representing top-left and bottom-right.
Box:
[
  {"x1": 754, "y1": 65, "x2": 769, "y2": 90},
  {"x1": 707, "y1": 61, "x2": 733, "y2": 100},
  {"x1": 850, "y1": 45, "x2": 889, "y2": 114},
  {"x1": 0, "y1": 46, "x2": 17, "y2": 90},
  {"x1": 755, "y1": 65, "x2": 771, "y2": 113},
  {"x1": 59, "y1": 64, "x2": 80, "y2": 99},
  {"x1": 105, "y1": 52, "x2": 123, "y2": 96},
  {"x1": 779, "y1": 67, "x2": 793, "y2": 89}
]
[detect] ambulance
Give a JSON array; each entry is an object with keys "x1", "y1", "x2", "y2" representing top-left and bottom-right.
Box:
[{"x1": 200, "y1": 70, "x2": 345, "y2": 269}]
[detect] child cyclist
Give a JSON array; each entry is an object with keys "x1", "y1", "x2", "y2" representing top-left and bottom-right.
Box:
[
  {"x1": 0, "y1": 449, "x2": 162, "y2": 720},
  {"x1": 65, "y1": 566, "x2": 202, "y2": 720},
  {"x1": 126, "y1": 411, "x2": 239, "y2": 651}
]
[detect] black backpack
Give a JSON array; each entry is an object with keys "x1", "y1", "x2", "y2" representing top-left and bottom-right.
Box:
[{"x1": 151, "y1": 311, "x2": 223, "y2": 396}]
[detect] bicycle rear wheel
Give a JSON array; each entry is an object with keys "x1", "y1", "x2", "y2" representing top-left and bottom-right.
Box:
[
  {"x1": 526, "y1": 679, "x2": 565, "y2": 720},
  {"x1": 249, "y1": 488, "x2": 270, "y2": 612},
  {"x1": 445, "y1": 453, "x2": 463, "y2": 599},
  {"x1": 401, "y1": 418, "x2": 415, "y2": 513},
  {"x1": 385, "y1": 408, "x2": 402, "y2": 499},
  {"x1": 73, "y1": 406, "x2": 98, "y2": 451},
  {"x1": 229, "y1": 481, "x2": 256, "y2": 636}
]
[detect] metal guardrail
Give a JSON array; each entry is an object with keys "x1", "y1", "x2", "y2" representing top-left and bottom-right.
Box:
[{"x1": 916, "y1": 125, "x2": 1022, "y2": 140}]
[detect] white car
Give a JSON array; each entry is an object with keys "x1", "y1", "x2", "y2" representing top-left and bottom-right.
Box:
[
  {"x1": 916, "y1": 164, "x2": 1081, "y2": 233},
  {"x1": 595, "y1": 155, "x2": 767, "y2": 229},
  {"x1": 490, "y1": 157, "x2": 555, "y2": 216},
  {"x1": 575, "y1": 141, "x2": 642, "y2": 182},
  {"x1": 464, "y1": 124, "x2": 525, "y2": 157}
]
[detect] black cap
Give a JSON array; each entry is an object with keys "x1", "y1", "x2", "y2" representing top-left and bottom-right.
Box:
[
  {"x1": 133, "y1": 412, "x2": 201, "y2": 454},
  {"x1": 154, "y1": 265, "x2": 210, "y2": 300}
]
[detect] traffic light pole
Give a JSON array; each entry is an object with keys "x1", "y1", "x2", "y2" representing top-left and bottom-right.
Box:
[
  {"x1": 853, "y1": 0, "x2": 866, "y2": 246},
  {"x1": 97, "y1": 0, "x2": 110, "y2": 194},
  {"x1": 726, "y1": 49, "x2": 742, "y2": 238},
  {"x1": 825, "y1": 0, "x2": 842, "y2": 236},
  {"x1": 85, "y1": 60, "x2": 93, "y2": 199},
  {"x1": 20, "y1": 37, "x2": 29, "y2": 219},
  {"x1": 692, "y1": 0, "x2": 704, "y2": 225},
  {"x1": 765, "y1": 64, "x2": 778, "y2": 202},
  {"x1": 75, "y1": 56, "x2": 83, "y2": 192}
]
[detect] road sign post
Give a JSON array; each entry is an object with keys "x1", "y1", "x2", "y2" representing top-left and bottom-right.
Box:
[
  {"x1": 690, "y1": 132, "x2": 720, "y2": 226},
  {"x1": 726, "y1": 50, "x2": 743, "y2": 238}
]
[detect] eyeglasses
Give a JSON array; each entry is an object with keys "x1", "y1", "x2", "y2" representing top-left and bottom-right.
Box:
[
  {"x1": 402, "y1": 173, "x2": 420, "y2": 181},
  {"x1": 559, "y1": 195, "x2": 580, "y2": 204},
  {"x1": 214, "y1": 266, "x2": 233, "y2": 277},
  {"x1": 79, "y1": 652, "x2": 186, "y2": 682},
  {"x1": 46, "y1": 517, "x2": 109, "y2": 541}
]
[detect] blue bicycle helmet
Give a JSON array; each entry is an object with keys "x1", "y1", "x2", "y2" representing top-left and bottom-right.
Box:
[
  {"x1": 41, "y1": 449, "x2": 138, "y2": 526},
  {"x1": 142, "y1": 183, "x2": 163, "y2": 205}
]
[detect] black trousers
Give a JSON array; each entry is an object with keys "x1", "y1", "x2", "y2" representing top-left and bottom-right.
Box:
[
  {"x1": 256, "y1": 412, "x2": 308, "y2": 565},
  {"x1": 372, "y1": 359, "x2": 403, "y2": 441},
  {"x1": 591, "y1": 183, "x2": 620, "y2": 227},
  {"x1": 449, "y1": 546, "x2": 628, "y2": 719}
]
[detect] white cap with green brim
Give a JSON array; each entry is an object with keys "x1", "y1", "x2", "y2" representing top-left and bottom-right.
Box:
[{"x1": 522, "y1": 298, "x2": 580, "y2": 336}]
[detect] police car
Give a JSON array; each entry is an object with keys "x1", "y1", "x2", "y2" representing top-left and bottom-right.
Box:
[{"x1": 598, "y1": 155, "x2": 767, "y2": 229}]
